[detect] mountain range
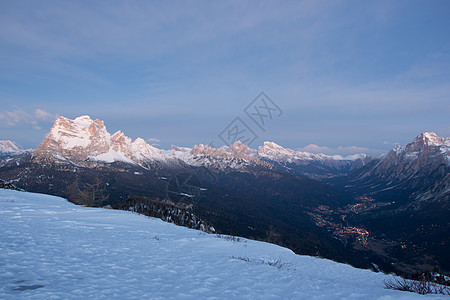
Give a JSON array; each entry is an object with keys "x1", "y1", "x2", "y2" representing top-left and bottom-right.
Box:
[
  {"x1": 335, "y1": 132, "x2": 450, "y2": 274},
  {"x1": 349, "y1": 132, "x2": 449, "y2": 206},
  {"x1": 0, "y1": 115, "x2": 448, "y2": 276},
  {"x1": 16, "y1": 115, "x2": 372, "y2": 177}
]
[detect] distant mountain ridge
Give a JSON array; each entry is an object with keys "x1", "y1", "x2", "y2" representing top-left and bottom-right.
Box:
[
  {"x1": 257, "y1": 141, "x2": 374, "y2": 178},
  {"x1": 349, "y1": 131, "x2": 450, "y2": 206},
  {"x1": 165, "y1": 141, "x2": 275, "y2": 172},
  {"x1": 3, "y1": 115, "x2": 447, "y2": 183},
  {"x1": 332, "y1": 132, "x2": 450, "y2": 274},
  {"x1": 0, "y1": 140, "x2": 32, "y2": 158},
  {"x1": 20, "y1": 115, "x2": 374, "y2": 177}
]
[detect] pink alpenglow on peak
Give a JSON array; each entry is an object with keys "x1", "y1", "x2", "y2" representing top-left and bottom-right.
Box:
[{"x1": 32, "y1": 115, "x2": 173, "y2": 168}]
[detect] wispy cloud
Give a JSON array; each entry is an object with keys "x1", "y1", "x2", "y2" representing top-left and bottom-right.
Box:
[
  {"x1": 0, "y1": 106, "x2": 29, "y2": 126},
  {"x1": 147, "y1": 137, "x2": 161, "y2": 147},
  {"x1": 35, "y1": 108, "x2": 58, "y2": 122},
  {"x1": 383, "y1": 141, "x2": 398, "y2": 146},
  {"x1": 0, "y1": 106, "x2": 58, "y2": 130}
]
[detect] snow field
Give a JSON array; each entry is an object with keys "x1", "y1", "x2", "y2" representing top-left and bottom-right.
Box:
[{"x1": 0, "y1": 190, "x2": 444, "y2": 299}]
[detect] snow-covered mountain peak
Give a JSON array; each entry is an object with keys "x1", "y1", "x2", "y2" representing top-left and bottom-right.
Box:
[
  {"x1": 165, "y1": 141, "x2": 271, "y2": 171},
  {"x1": 230, "y1": 140, "x2": 246, "y2": 147},
  {"x1": 189, "y1": 142, "x2": 258, "y2": 160},
  {"x1": 0, "y1": 140, "x2": 22, "y2": 153},
  {"x1": 259, "y1": 141, "x2": 371, "y2": 162},
  {"x1": 130, "y1": 138, "x2": 166, "y2": 162},
  {"x1": 258, "y1": 142, "x2": 296, "y2": 160},
  {"x1": 343, "y1": 153, "x2": 368, "y2": 161},
  {"x1": 256, "y1": 141, "x2": 374, "y2": 177},
  {"x1": 393, "y1": 143, "x2": 404, "y2": 155},
  {"x1": 262, "y1": 141, "x2": 291, "y2": 151},
  {"x1": 416, "y1": 132, "x2": 447, "y2": 147},
  {"x1": 33, "y1": 115, "x2": 175, "y2": 168},
  {"x1": 220, "y1": 141, "x2": 257, "y2": 158},
  {"x1": 258, "y1": 141, "x2": 308, "y2": 163},
  {"x1": 0, "y1": 140, "x2": 32, "y2": 157},
  {"x1": 229, "y1": 141, "x2": 252, "y2": 152},
  {"x1": 169, "y1": 145, "x2": 190, "y2": 152},
  {"x1": 133, "y1": 137, "x2": 149, "y2": 147},
  {"x1": 191, "y1": 143, "x2": 214, "y2": 155},
  {"x1": 30, "y1": 115, "x2": 379, "y2": 174},
  {"x1": 404, "y1": 132, "x2": 449, "y2": 155},
  {"x1": 111, "y1": 130, "x2": 125, "y2": 138},
  {"x1": 111, "y1": 131, "x2": 132, "y2": 151},
  {"x1": 353, "y1": 132, "x2": 450, "y2": 205},
  {"x1": 73, "y1": 115, "x2": 94, "y2": 126},
  {"x1": 99, "y1": 131, "x2": 136, "y2": 165},
  {"x1": 56, "y1": 115, "x2": 101, "y2": 132},
  {"x1": 47, "y1": 115, "x2": 110, "y2": 151}
]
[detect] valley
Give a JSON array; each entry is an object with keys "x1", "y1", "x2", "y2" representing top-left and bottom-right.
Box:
[{"x1": 0, "y1": 116, "x2": 449, "y2": 278}]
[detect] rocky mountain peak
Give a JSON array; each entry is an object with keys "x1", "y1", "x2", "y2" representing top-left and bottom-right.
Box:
[
  {"x1": 35, "y1": 115, "x2": 109, "y2": 161},
  {"x1": 392, "y1": 143, "x2": 403, "y2": 155},
  {"x1": 130, "y1": 138, "x2": 165, "y2": 162},
  {"x1": 189, "y1": 143, "x2": 249, "y2": 158},
  {"x1": 258, "y1": 142, "x2": 299, "y2": 162},
  {"x1": 365, "y1": 132, "x2": 449, "y2": 175},
  {"x1": 32, "y1": 115, "x2": 173, "y2": 168},
  {"x1": 402, "y1": 132, "x2": 449, "y2": 155},
  {"x1": 0, "y1": 140, "x2": 22, "y2": 153},
  {"x1": 261, "y1": 141, "x2": 288, "y2": 151},
  {"x1": 0, "y1": 140, "x2": 31, "y2": 157},
  {"x1": 165, "y1": 141, "x2": 272, "y2": 172},
  {"x1": 348, "y1": 132, "x2": 450, "y2": 216},
  {"x1": 221, "y1": 141, "x2": 256, "y2": 158},
  {"x1": 74, "y1": 115, "x2": 94, "y2": 124},
  {"x1": 229, "y1": 141, "x2": 251, "y2": 153},
  {"x1": 111, "y1": 131, "x2": 133, "y2": 155},
  {"x1": 169, "y1": 145, "x2": 187, "y2": 152},
  {"x1": 419, "y1": 132, "x2": 445, "y2": 145},
  {"x1": 191, "y1": 144, "x2": 214, "y2": 156}
]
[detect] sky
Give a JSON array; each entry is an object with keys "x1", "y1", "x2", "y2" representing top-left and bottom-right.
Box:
[{"x1": 0, "y1": 0, "x2": 449, "y2": 155}]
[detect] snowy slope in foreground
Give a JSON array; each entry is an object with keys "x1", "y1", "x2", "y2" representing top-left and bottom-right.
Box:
[{"x1": 0, "y1": 190, "x2": 443, "y2": 299}]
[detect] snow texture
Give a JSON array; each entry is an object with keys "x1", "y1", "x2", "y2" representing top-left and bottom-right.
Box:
[
  {"x1": 88, "y1": 149, "x2": 136, "y2": 164},
  {"x1": 0, "y1": 190, "x2": 444, "y2": 299}
]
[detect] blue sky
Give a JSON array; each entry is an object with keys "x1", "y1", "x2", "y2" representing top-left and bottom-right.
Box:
[{"x1": 0, "y1": 0, "x2": 449, "y2": 155}]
